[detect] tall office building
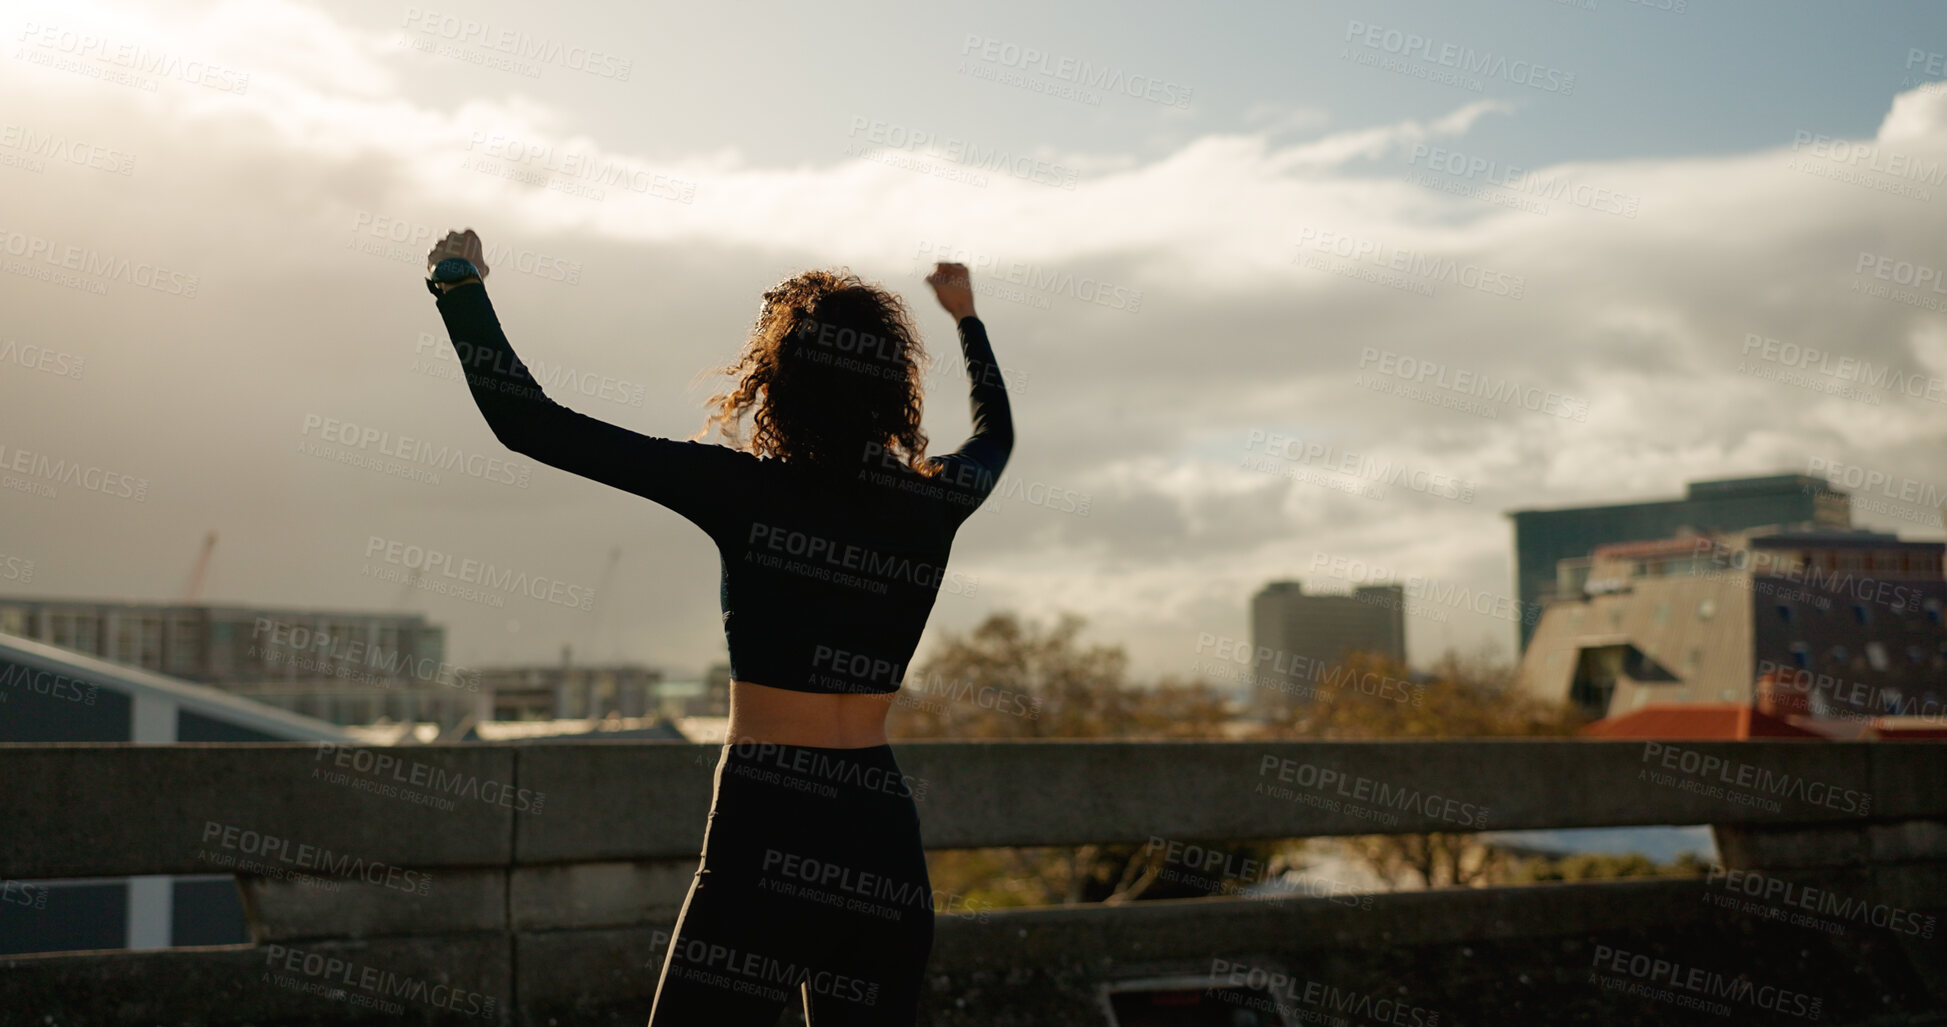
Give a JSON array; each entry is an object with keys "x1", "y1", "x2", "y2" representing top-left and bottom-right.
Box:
[
  {"x1": 1506, "y1": 473, "x2": 1850, "y2": 653},
  {"x1": 1247, "y1": 579, "x2": 1407, "y2": 718}
]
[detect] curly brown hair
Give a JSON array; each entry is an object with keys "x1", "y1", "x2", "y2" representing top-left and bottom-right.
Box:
[{"x1": 690, "y1": 268, "x2": 944, "y2": 478}]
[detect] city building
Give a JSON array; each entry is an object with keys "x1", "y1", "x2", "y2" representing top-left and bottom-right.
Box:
[
  {"x1": 0, "y1": 596, "x2": 472, "y2": 727},
  {"x1": 1505, "y1": 473, "x2": 1851, "y2": 653},
  {"x1": 473, "y1": 647, "x2": 660, "y2": 721},
  {"x1": 1516, "y1": 525, "x2": 1947, "y2": 721},
  {"x1": 1246, "y1": 579, "x2": 1407, "y2": 717}
]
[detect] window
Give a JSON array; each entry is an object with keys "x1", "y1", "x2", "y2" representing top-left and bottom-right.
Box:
[
  {"x1": 1790, "y1": 643, "x2": 1810, "y2": 669},
  {"x1": 1867, "y1": 642, "x2": 1888, "y2": 671},
  {"x1": 1777, "y1": 604, "x2": 1793, "y2": 623},
  {"x1": 1853, "y1": 604, "x2": 1870, "y2": 626},
  {"x1": 1925, "y1": 600, "x2": 1943, "y2": 626},
  {"x1": 1830, "y1": 645, "x2": 1849, "y2": 664},
  {"x1": 1697, "y1": 598, "x2": 1717, "y2": 620}
]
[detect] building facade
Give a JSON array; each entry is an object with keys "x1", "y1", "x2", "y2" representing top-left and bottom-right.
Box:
[
  {"x1": 474, "y1": 649, "x2": 661, "y2": 721},
  {"x1": 1516, "y1": 526, "x2": 1947, "y2": 722},
  {"x1": 1505, "y1": 473, "x2": 1851, "y2": 653},
  {"x1": 1247, "y1": 579, "x2": 1407, "y2": 718},
  {"x1": 0, "y1": 597, "x2": 475, "y2": 726}
]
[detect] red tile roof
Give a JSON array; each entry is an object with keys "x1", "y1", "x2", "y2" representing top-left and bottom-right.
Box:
[{"x1": 1578, "y1": 702, "x2": 1830, "y2": 739}]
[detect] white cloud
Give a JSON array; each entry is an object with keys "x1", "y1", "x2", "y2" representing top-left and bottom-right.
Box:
[{"x1": 4, "y1": 1, "x2": 1942, "y2": 681}]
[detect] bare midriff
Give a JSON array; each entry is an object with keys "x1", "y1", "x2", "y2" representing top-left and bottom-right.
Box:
[{"x1": 725, "y1": 678, "x2": 898, "y2": 748}]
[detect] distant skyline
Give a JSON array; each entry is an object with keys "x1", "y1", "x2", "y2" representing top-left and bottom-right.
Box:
[{"x1": 3, "y1": 0, "x2": 1944, "y2": 682}]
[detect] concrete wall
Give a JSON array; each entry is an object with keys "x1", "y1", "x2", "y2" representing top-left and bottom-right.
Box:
[{"x1": 1, "y1": 740, "x2": 1943, "y2": 1025}]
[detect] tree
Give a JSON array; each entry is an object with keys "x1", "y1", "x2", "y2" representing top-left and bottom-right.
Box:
[
  {"x1": 896, "y1": 611, "x2": 1245, "y2": 907},
  {"x1": 1243, "y1": 646, "x2": 1587, "y2": 890}
]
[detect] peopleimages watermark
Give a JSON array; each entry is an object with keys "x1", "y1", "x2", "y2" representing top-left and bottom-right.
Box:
[
  {"x1": 247, "y1": 617, "x2": 478, "y2": 692},
  {"x1": 845, "y1": 116, "x2": 1078, "y2": 191},
  {"x1": 744, "y1": 521, "x2": 977, "y2": 597},
  {"x1": 2, "y1": 879, "x2": 48, "y2": 909},
  {"x1": 1804, "y1": 456, "x2": 1945, "y2": 515},
  {"x1": 1405, "y1": 143, "x2": 1639, "y2": 219},
  {"x1": 888, "y1": 668, "x2": 1043, "y2": 722},
  {"x1": 722, "y1": 740, "x2": 928, "y2": 801},
  {"x1": 0, "y1": 123, "x2": 135, "y2": 177},
  {"x1": 1355, "y1": 347, "x2": 1584, "y2": 422},
  {"x1": 1194, "y1": 633, "x2": 1427, "y2": 707},
  {"x1": 1851, "y1": 249, "x2": 1947, "y2": 314},
  {"x1": 0, "y1": 337, "x2": 85, "y2": 379},
  {"x1": 398, "y1": 8, "x2": 632, "y2": 81},
  {"x1": 759, "y1": 846, "x2": 992, "y2": 922},
  {"x1": 1757, "y1": 660, "x2": 1946, "y2": 723},
  {"x1": 360, "y1": 535, "x2": 597, "y2": 612},
  {"x1": 0, "y1": 225, "x2": 199, "y2": 297},
  {"x1": 914, "y1": 240, "x2": 1143, "y2": 313},
  {"x1": 298, "y1": 413, "x2": 534, "y2": 489},
  {"x1": 1258, "y1": 755, "x2": 1490, "y2": 829},
  {"x1": 1341, "y1": 19, "x2": 1577, "y2": 96},
  {"x1": 13, "y1": 21, "x2": 250, "y2": 94},
  {"x1": 1310, "y1": 552, "x2": 1542, "y2": 626},
  {"x1": 785, "y1": 313, "x2": 1032, "y2": 398},
  {"x1": 1690, "y1": 533, "x2": 1922, "y2": 612},
  {"x1": 0, "y1": 663, "x2": 98, "y2": 705},
  {"x1": 854, "y1": 440, "x2": 998, "y2": 510},
  {"x1": 1144, "y1": 835, "x2": 1373, "y2": 909},
  {"x1": 1638, "y1": 741, "x2": 1872, "y2": 816},
  {"x1": 411, "y1": 331, "x2": 646, "y2": 409},
  {"x1": 1292, "y1": 228, "x2": 1527, "y2": 301},
  {"x1": 1798, "y1": 460, "x2": 1941, "y2": 531},
  {"x1": 199, "y1": 820, "x2": 433, "y2": 894},
  {"x1": 262, "y1": 943, "x2": 497, "y2": 1019},
  {"x1": 1208, "y1": 958, "x2": 1441, "y2": 1026},
  {"x1": 1703, "y1": 863, "x2": 1937, "y2": 939},
  {"x1": 644, "y1": 928, "x2": 884, "y2": 1008},
  {"x1": 1904, "y1": 48, "x2": 1947, "y2": 94},
  {"x1": 461, "y1": 130, "x2": 694, "y2": 204},
  {"x1": 0, "y1": 551, "x2": 32, "y2": 584},
  {"x1": 1243, "y1": 430, "x2": 1476, "y2": 503},
  {"x1": 1786, "y1": 131, "x2": 1941, "y2": 204},
  {"x1": 804, "y1": 643, "x2": 914, "y2": 694},
  {"x1": 957, "y1": 34, "x2": 1192, "y2": 109},
  {"x1": 313, "y1": 743, "x2": 545, "y2": 814},
  {"x1": 347, "y1": 210, "x2": 582, "y2": 285},
  {"x1": 1588, "y1": 944, "x2": 1822, "y2": 1021},
  {"x1": 1735, "y1": 332, "x2": 1930, "y2": 408},
  {"x1": 0, "y1": 441, "x2": 149, "y2": 502}
]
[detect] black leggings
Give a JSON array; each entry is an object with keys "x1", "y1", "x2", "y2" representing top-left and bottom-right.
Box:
[{"x1": 648, "y1": 741, "x2": 934, "y2": 1026}]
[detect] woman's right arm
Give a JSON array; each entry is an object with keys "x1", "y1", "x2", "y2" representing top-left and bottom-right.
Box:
[
  {"x1": 924, "y1": 263, "x2": 1013, "y2": 503},
  {"x1": 942, "y1": 312, "x2": 1013, "y2": 490}
]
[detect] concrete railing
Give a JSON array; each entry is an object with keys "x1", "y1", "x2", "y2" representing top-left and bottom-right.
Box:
[{"x1": 2, "y1": 740, "x2": 1944, "y2": 1025}]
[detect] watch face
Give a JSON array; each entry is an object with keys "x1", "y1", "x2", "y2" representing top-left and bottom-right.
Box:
[{"x1": 434, "y1": 257, "x2": 476, "y2": 281}]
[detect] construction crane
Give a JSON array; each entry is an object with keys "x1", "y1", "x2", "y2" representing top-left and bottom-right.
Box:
[
  {"x1": 592, "y1": 546, "x2": 622, "y2": 660},
  {"x1": 182, "y1": 530, "x2": 217, "y2": 603}
]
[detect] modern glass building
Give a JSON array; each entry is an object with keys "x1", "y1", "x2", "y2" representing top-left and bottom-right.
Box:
[{"x1": 1506, "y1": 473, "x2": 1851, "y2": 653}]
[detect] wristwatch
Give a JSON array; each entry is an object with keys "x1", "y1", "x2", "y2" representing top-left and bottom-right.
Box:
[{"x1": 426, "y1": 257, "x2": 483, "y2": 297}]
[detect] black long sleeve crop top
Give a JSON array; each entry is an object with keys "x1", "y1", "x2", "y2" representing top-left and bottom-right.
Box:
[{"x1": 430, "y1": 280, "x2": 1013, "y2": 695}]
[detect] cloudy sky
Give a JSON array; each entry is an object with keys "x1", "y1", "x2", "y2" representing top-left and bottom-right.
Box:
[{"x1": 3, "y1": 0, "x2": 1944, "y2": 684}]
